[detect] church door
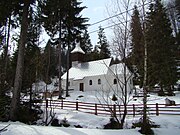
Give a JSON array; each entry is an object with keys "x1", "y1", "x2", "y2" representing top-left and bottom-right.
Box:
[{"x1": 79, "y1": 83, "x2": 84, "y2": 92}]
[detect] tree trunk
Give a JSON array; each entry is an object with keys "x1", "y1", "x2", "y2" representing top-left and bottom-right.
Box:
[
  {"x1": 58, "y1": 19, "x2": 63, "y2": 99},
  {"x1": 4, "y1": 16, "x2": 11, "y2": 78},
  {"x1": 29, "y1": 86, "x2": 32, "y2": 110},
  {"x1": 141, "y1": 0, "x2": 152, "y2": 134},
  {"x1": 167, "y1": 85, "x2": 174, "y2": 96},
  {"x1": 10, "y1": 0, "x2": 30, "y2": 121},
  {"x1": 158, "y1": 84, "x2": 165, "y2": 96},
  {"x1": 120, "y1": 104, "x2": 127, "y2": 129},
  {"x1": 66, "y1": 40, "x2": 70, "y2": 97}
]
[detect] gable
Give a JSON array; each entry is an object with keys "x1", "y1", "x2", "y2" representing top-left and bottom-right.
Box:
[{"x1": 108, "y1": 63, "x2": 132, "y2": 75}]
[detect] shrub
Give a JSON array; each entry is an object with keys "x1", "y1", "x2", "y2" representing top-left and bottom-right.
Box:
[
  {"x1": 60, "y1": 117, "x2": 70, "y2": 127},
  {"x1": 132, "y1": 117, "x2": 159, "y2": 135},
  {"x1": 17, "y1": 101, "x2": 42, "y2": 124},
  {"x1": 51, "y1": 118, "x2": 61, "y2": 126},
  {"x1": 0, "y1": 95, "x2": 10, "y2": 122},
  {"x1": 104, "y1": 117, "x2": 120, "y2": 129}
]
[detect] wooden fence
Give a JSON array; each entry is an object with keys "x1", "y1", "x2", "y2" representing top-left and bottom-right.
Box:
[{"x1": 33, "y1": 99, "x2": 180, "y2": 117}]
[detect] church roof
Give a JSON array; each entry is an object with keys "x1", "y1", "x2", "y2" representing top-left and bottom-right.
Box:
[
  {"x1": 108, "y1": 63, "x2": 131, "y2": 75},
  {"x1": 61, "y1": 58, "x2": 112, "y2": 80},
  {"x1": 71, "y1": 43, "x2": 85, "y2": 54}
]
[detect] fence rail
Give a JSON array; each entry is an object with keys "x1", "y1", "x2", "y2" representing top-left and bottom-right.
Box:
[{"x1": 32, "y1": 99, "x2": 180, "y2": 117}]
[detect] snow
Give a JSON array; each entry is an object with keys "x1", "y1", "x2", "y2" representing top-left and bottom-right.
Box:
[
  {"x1": 71, "y1": 43, "x2": 85, "y2": 54},
  {"x1": 108, "y1": 63, "x2": 131, "y2": 75},
  {"x1": 0, "y1": 122, "x2": 142, "y2": 135},
  {"x1": 1, "y1": 117, "x2": 180, "y2": 135},
  {"x1": 1, "y1": 86, "x2": 180, "y2": 135},
  {"x1": 61, "y1": 58, "x2": 111, "y2": 80},
  {"x1": 32, "y1": 79, "x2": 58, "y2": 93},
  {"x1": 54, "y1": 110, "x2": 109, "y2": 129}
]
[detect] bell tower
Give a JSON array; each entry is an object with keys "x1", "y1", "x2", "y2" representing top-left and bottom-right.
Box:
[{"x1": 71, "y1": 42, "x2": 85, "y2": 67}]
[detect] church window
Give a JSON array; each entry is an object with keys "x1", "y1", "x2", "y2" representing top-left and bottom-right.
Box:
[
  {"x1": 114, "y1": 79, "x2": 117, "y2": 84},
  {"x1": 98, "y1": 79, "x2": 101, "y2": 84},
  {"x1": 89, "y1": 80, "x2": 92, "y2": 85}
]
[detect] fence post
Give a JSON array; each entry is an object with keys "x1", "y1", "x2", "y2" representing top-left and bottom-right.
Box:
[
  {"x1": 118, "y1": 105, "x2": 121, "y2": 116},
  {"x1": 61, "y1": 99, "x2": 63, "y2": 109},
  {"x1": 113, "y1": 104, "x2": 116, "y2": 117},
  {"x1": 95, "y1": 104, "x2": 97, "y2": 115},
  {"x1": 133, "y1": 104, "x2": 135, "y2": 117},
  {"x1": 45, "y1": 99, "x2": 48, "y2": 126},
  {"x1": 46, "y1": 99, "x2": 48, "y2": 108},
  {"x1": 76, "y1": 101, "x2": 78, "y2": 111},
  {"x1": 50, "y1": 99, "x2": 51, "y2": 108},
  {"x1": 156, "y1": 103, "x2": 159, "y2": 116}
]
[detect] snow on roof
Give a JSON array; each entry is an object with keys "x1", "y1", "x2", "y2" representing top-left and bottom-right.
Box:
[
  {"x1": 108, "y1": 63, "x2": 131, "y2": 75},
  {"x1": 71, "y1": 42, "x2": 85, "y2": 54},
  {"x1": 62, "y1": 58, "x2": 112, "y2": 80}
]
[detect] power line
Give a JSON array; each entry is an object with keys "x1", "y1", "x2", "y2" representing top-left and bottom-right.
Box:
[
  {"x1": 88, "y1": 3, "x2": 178, "y2": 35},
  {"x1": 89, "y1": 1, "x2": 152, "y2": 27},
  {"x1": 89, "y1": 20, "x2": 131, "y2": 34}
]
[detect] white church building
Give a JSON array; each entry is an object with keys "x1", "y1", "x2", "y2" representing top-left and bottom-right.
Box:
[{"x1": 61, "y1": 43, "x2": 134, "y2": 93}]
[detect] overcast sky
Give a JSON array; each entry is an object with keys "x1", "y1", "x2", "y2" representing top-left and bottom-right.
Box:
[
  {"x1": 81, "y1": 0, "x2": 112, "y2": 46},
  {"x1": 40, "y1": 0, "x2": 160, "y2": 48},
  {"x1": 39, "y1": 0, "x2": 110, "y2": 48},
  {"x1": 80, "y1": 0, "x2": 140, "y2": 46},
  {"x1": 80, "y1": 0, "x2": 168, "y2": 46}
]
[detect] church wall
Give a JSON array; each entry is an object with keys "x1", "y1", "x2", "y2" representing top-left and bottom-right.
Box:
[{"x1": 62, "y1": 73, "x2": 133, "y2": 93}]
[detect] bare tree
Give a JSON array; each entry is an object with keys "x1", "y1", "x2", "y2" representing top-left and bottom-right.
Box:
[
  {"x1": 141, "y1": 0, "x2": 150, "y2": 134},
  {"x1": 96, "y1": 61, "x2": 134, "y2": 129},
  {"x1": 166, "y1": 0, "x2": 179, "y2": 37},
  {"x1": 100, "y1": 0, "x2": 135, "y2": 129}
]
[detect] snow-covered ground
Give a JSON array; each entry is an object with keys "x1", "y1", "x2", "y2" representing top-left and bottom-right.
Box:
[
  {"x1": 1, "y1": 115, "x2": 180, "y2": 135},
  {"x1": 0, "y1": 121, "x2": 141, "y2": 135},
  {"x1": 1, "y1": 82, "x2": 180, "y2": 135}
]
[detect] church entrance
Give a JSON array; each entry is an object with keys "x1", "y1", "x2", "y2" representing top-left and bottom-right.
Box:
[{"x1": 79, "y1": 83, "x2": 84, "y2": 91}]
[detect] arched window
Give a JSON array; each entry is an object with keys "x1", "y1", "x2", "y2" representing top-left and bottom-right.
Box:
[
  {"x1": 98, "y1": 79, "x2": 101, "y2": 84},
  {"x1": 89, "y1": 80, "x2": 92, "y2": 85},
  {"x1": 114, "y1": 79, "x2": 117, "y2": 84}
]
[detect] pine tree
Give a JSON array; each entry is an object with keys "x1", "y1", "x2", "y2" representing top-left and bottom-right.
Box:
[
  {"x1": 80, "y1": 29, "x2": 92, "y2": 53},
  {"x1": 91, "y1": 45, "x2": 100, "y2": 61},
  {"x1": 42, "y1": 40, "x2": 58, "y2": 84},
  {"x1": 0, "y1": 54, "x2": 11, "y2": 121},
  {"x1": 130, "y1": 5, "x2": 144, "y2": 86},
  {"x1": 61, "y1": 0, "x2": 88, "y2": 97},
  {"x1": 146, "y1": 0, "x2": 177, "y2": 95},
  {"x1": 79, "y1": 29, "x2": 93, "y2": 61},
  {"x1": 41, "y1": 0, "x2": 88, "y2": 97},
  {"x1": 97, "y1": 26, "x2": 111, "y2": 59},
  {"x1": 175, "y1": 0, "x2": 180, "y2": 79},
  {"x1": 62, "y1": 0, "x2": 88, "y2": 43},
  {"x1": 41, "y1": 0, "x2": 67, "y2": 98},
  {"x1": 10, "y1": 0, "x2": 31, "y2": 121},
  {"x1": 22, "y1": 4, "x2": 42, "y2": 93},
  {"x1": 0, "y1": 0, "x2": 20, "y2": 101},
  {"x1": 41, "y1": 0, "x2": 88, "y2": 43}
]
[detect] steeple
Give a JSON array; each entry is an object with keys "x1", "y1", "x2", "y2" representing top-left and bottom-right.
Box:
[{"x1": 71, "y1": 42, "x2": 85, "y2": 67}]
